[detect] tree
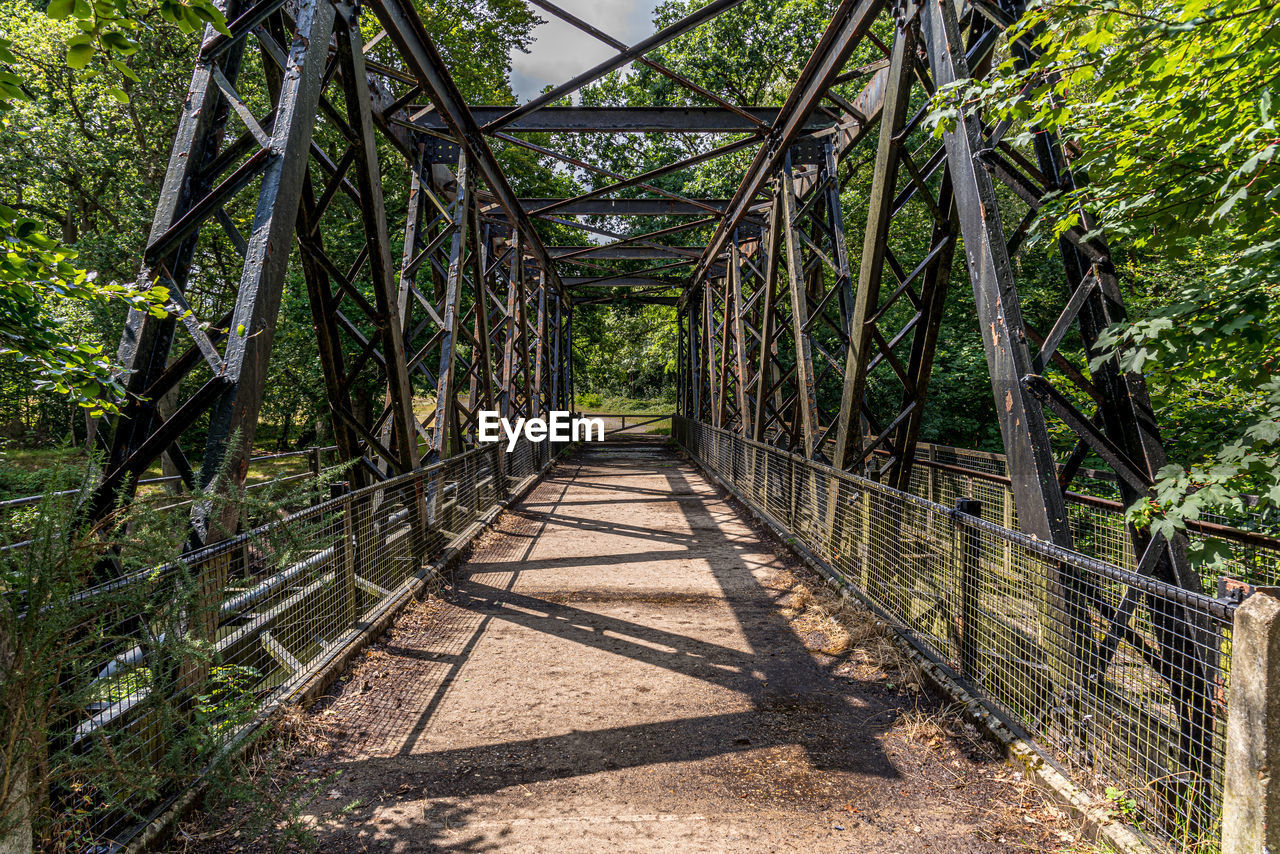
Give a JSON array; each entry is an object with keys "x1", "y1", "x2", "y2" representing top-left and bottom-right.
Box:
[
  {"x1": 574, "y1": 303, "x2": 677, "y2": 400},
  {"x1": 0, "y1": 0, "x2": 224, "y2": 416},
  {"x1": 0, "y1": 0, "x2": 548, "y2": 436},
  {"x1": 931, "y1": 0, "x2": 1280, "y2": 539}
]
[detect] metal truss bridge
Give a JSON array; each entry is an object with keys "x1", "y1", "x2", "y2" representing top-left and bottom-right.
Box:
[{"x1": 61, "y1": 0, "x2": 1279, "y2": 850}]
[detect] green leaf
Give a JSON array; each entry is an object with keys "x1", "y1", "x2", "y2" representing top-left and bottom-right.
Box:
[
  {"x1": 46, "y1": 0, "x2": 75, "y2": 19},
  {"x1": 66, "y1": 41, "x2": 95, "y2": 70},
  {"x1": 190, "y1": 3, "x2": 232, "y2": 35},
  {"x1": 109, "y1": 58, "x2": 140, "y2": 81},
  {"x1": 100, "y1": 31, "x2": 138, "y2": 55}
]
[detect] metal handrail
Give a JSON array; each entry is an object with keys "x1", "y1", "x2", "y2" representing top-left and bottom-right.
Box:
[{"x1": 0, "y1": 445, "x2": 341, "y2": 512}]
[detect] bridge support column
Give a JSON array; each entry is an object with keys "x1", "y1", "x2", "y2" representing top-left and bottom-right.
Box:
[{"x1": 1224, "y1": 589, "x2": 1280, "y2": 854}]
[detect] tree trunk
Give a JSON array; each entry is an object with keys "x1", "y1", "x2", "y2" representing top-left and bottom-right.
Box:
[
  {"x1": 0, "y1": 632, "x2": 32, "y2": 854},
  {"x1": 83, "y1": 412, "x2": 98, "y2": 453}
]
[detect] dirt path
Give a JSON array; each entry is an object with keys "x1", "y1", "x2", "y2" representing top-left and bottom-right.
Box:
[{"x1": 175, "y1": 441, "x2": 1084, "y2": 853}]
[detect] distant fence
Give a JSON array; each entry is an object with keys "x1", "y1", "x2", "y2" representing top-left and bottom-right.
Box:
[
  {"x1": 11, "y1": 437, "x2": 564, "y2": 850},
  {"x1": 677, "y1": 416, "x2": 1237, "y2": 849},
  {"x1": 576, "y1": 412, "x2": 672, "y2": 437}
]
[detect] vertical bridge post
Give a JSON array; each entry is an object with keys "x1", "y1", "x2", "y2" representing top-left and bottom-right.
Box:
[{"x1": 1224, "y1": 589, "x2": 1280, "y2": 854}]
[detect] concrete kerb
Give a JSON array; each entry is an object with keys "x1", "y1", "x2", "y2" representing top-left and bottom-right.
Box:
[
  {"x1": 677, "y1": 445, "x2": 1160, "y2": 854},
  {"x1": 124, "y1": 453, "x2": 567, "y2": 854}
]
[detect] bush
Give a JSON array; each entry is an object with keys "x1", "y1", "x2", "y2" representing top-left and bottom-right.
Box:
[{"x1": 0, "y1": 447, "x2": 338, "y2": 850}]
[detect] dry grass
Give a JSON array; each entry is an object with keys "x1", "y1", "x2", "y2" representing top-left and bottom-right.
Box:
[
  {"x1": 774, "y1": 570, "x2": 923, "y2": 690},
  {"x1": 762, "y1": 561, "x2": 1104, "y2": 854}
]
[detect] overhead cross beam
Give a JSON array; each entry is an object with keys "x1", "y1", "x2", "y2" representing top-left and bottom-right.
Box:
[
  {"x1": 370, "y1": 0, "x2": 567, "y2": 297},
  {"x1": 516, "y1": 198, "x2": 731, "y2": 216},
  {"x1": 484, "y1": 0, "x2": 751, "y2": 133},
  {"x1": 689, "y1": 0, "x2": 887, "y2": 295},
  {"x1": 410, "y1": 106, "x2": 829, "y2": 133},
  {"x1": 563, "y1": 276, "x2": 684, "y2": 288},
  {"x1": 550, "y1": 245, "x2": 707, "y2": 260}
]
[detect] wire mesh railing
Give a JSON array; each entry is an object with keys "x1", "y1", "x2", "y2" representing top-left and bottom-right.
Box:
[
  {"x1": 4, "y1": 437, "x2": 563, "y2": 851},
  {"x1": 676, "y1": 416, "x2": 1237, "y2": 849},
  {"x1": 905, "y1": 443, "x2": 1280, "y2": 592}
]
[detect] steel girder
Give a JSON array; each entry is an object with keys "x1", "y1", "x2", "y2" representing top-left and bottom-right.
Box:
[
  {"x1": 408, "y1": 105, "x2": 831, "y2": 134},
  {"x1": 91, "y1": 0, "x2": 572, "y2": 546},
  {"x1": 96, "y1": 0, "x2": 1208, "y2": 783},
  {"x1": 92, "y1": 0, "x2": 341, "y2": 540},
  {"x1": 728, "y1": 145, "x2": 857, "y2": 460},
  {"x1": 671, "y1": 0, "x2": 1211, "y2": 811},
  {"x1": 675, "y1": 0, "x2": 1186, "y2": 572}
]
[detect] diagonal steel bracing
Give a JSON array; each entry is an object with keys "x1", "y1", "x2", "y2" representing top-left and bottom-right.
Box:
[{"x1": 98, "y1": 0, "x2": 1209, "y2": 815}]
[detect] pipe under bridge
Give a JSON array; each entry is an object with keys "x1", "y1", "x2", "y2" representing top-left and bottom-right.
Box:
[{"x1": 47, "y1": 0, "x2": 1278, "y2": 850}]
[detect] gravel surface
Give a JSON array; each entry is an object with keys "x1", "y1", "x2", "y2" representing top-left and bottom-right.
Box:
[{"x1": 172, "y1": 441, "x2": 1090, "y2": 853}]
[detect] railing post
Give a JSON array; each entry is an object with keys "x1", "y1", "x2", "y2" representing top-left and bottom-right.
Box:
[
  {"x1": 176, "y1": 547, "x2": 231, "y2": 703},
  {"x1": 926, "y1": 444, "x2": 936, "y2": 504},
  {"x1": 332, "y1": 481, "x2": 357, "y2": 627},
  {"x1": 860, "y1": 461, "x2": 882, "y2": 594},
  {"x1": 788, "y1": 455, "x2": 799, "y2": 531},
  {"x1": 495, "y1": 445, "x2": 508, "y2": 501},
  {"x1": 1002, "y1": 481, "x2": 1014, "y2": 577},
  {"x1": 954, "y1": 497, "x2": 982, "y2": 679},
  {"x1": 1223, "y1": 589, "x2": 1280, "y2": 854},
  {"x1": 494, "y1": 439, "x2": 508, "y2": 501},
  {"x1": 308, "y1": 446, "x2": 323, "y2": 505},
  {"x1": 757, "y1": 440, "x2": 768, "y2": 514}
]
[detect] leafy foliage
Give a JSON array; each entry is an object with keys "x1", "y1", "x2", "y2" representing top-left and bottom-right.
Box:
[
  {"x1": 0, "y1": 443, "x2": 343, "y2": 847},
  {"x1": 573, "y1": 304, "x2": 678, "y2": 400},
  {"x1": 0, "y1": 212, "x2": 168, "y2": 415},
  {"x1": 930, "y1": 0, "x2": 1280, "y2": 538},
  {"x1": 0, "y1": 0, "x2": 211, "y2": 417}
]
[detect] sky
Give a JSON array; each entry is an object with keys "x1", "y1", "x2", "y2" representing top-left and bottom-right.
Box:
[{"x1": 509, "y1": 0, "x2": 663, "y2": 102}]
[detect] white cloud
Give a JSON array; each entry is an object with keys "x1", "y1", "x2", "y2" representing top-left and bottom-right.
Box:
[{"x1": 510, "y1": 0, "x2": 661, "y2": 101}]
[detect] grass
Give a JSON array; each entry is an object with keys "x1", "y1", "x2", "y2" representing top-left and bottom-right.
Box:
[
  {"x1": 0, "y1": 446, "x2": 89, "y2": 501},
  {"x1": 0, "y1": 441, "x2": 314, "y2": 504},
  {"x1": 574, "y1": 393, "x2": 674, "y2": 414}
]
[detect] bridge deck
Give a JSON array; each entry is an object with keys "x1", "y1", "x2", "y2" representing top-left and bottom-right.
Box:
[{"x1": 179, "y1": 442, "x2": 1070, "y2": 852}]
